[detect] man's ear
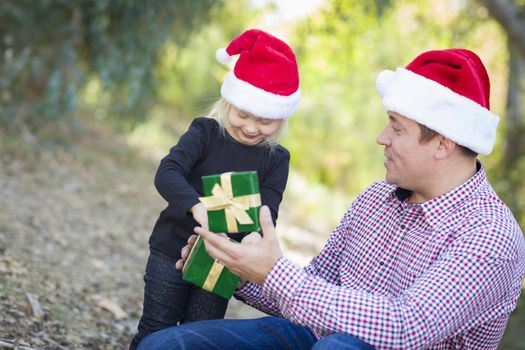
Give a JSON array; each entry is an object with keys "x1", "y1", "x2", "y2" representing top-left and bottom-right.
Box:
[{"x1": 435, "y1": 135, "x2": 456, "y2": 160}]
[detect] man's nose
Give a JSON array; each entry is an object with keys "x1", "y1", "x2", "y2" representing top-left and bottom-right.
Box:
[{"x1": 376, "y1": 128, "x2": 387, "y2": 145}]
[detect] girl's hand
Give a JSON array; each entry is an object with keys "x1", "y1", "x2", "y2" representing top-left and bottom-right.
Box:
[
  {"x1": 176, "y1": 234, "x2": 198, "y2": 270},
  {"x1": 190, "y1": 202, "x2": 208, "y2": 231},
  {"x1": 241, "y1": 231, "x2": 262, "y2": 245}
]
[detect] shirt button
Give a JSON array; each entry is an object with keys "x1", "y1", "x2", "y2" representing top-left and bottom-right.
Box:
[
  {"x1": 379, "y1": 261, "x2": 385, "y2": 266},
  {"x1": 400, "y1": 224, "x2": 406, "y2": 230}
]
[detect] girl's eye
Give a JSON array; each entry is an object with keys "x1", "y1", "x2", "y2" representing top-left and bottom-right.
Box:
[
  {"x1": 259, "y1": 119, "x2": 273, "y2": 125},
  {"x1": 238, "y1": 114, "x2": 248, "y2": 119}
]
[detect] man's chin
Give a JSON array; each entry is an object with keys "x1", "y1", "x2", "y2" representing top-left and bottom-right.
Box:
[{"x1": 384, "y1": 174, "x2": 396, "y2": 185}]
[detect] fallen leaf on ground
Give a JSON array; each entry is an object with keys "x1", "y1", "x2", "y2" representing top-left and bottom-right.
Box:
[{"x1": 97, "y1": 298, "x2": 128, "y2": 320}]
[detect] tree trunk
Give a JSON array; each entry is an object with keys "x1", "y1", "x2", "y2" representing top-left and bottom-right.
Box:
[
  {"x1": 480, "y1": 0, "x2": 525, "y2": 60},
  {"x1": 504, "y1": 41, "x2": 525, "y2": 162},
  {"x1": 501, "y1": 40, "x2": 525, "y2": 212}
]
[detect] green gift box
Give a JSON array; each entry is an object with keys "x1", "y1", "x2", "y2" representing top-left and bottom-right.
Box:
[
  {"x1": 182, "y1": 235, "x2": 240, "y2": 299},
  {"x1": 199, "y1": 171, "x2": 261, "y2": 233}
]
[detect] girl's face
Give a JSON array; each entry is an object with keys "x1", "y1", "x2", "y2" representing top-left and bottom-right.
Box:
[{"x1": 226, "y1": 106, "x2": 283, "y2": 145}]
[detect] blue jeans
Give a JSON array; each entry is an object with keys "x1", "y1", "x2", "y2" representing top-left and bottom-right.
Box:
[{"x1": 137, "y1": 316, "x2": 375, "y2": 350}]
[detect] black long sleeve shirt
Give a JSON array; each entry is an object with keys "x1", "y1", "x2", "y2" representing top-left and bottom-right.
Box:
[{"x1": 149, "y1": 117, "x2": 290, "y2": 259}]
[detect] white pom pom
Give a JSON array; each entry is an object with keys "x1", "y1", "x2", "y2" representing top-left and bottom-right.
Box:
[
  {"x1": 216, "y1": 48, "x2": 232, "y2": 65},
  {"x1": 376, "y1": 69, "x2": 395, "y2": 97}
]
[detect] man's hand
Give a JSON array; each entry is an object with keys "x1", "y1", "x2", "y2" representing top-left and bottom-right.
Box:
[
  {"x1": 194, "y1": 205, "x2": 283, "y2": 285},
  {"x1": 241, "y1": 231, "x2": 262, "y2": 245},
  {"x1": 175, "y1": 229, "x2": 261, "y2": 271}
]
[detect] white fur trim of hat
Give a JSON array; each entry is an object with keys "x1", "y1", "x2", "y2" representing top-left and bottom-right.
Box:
[
  {"x1": 376, "y1": 68, "x2": 499, "y2": 155},
  {"x1": 221, "y1": 71, "x2": 301, "y2": 120}
]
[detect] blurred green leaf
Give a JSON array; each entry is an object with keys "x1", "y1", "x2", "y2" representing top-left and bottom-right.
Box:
[{"x1": 0, "y1": 0, "x2": 222, "y2": 136}]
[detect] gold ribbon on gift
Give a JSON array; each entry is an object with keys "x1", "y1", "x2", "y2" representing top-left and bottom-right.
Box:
[
  {"x1": 182, "y1": 235, "x2": 201, "y2": 274},
  {"x1": 202, "y1": 259, "x2": 225, "y2": 292},
  {"x1": 199, "y1": 172, "x2": 261, "y2": 232},
  {"x1": 183, "y1": 236, "x2": 225, "y2": 292}
]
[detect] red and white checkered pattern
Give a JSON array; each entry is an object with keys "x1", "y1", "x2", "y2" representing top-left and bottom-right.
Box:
[{"x1": 237, "y1": 162, "x2": 525, "y2": 349}]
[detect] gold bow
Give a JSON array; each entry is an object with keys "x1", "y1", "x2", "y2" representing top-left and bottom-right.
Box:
[{"x1": 199, "y1": 172, "x2": 261, "y2": 232}]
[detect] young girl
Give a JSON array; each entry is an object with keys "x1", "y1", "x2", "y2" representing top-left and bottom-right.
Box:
[{"x1": 129, "y1": 29, "x2": 301, "y2": 349}]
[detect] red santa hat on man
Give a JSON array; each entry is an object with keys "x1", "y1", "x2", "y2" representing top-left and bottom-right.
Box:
[
  {"x1": 376, "y1": 49, "x2": 500, "y2": 155},
  {"x1": 216, "y1": 29, "x2": 300, "y2": 120}
]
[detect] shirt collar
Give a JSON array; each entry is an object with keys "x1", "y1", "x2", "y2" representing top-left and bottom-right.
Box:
[{"x1": 387, "y1": 161, "x2": 487, "y2": 229}]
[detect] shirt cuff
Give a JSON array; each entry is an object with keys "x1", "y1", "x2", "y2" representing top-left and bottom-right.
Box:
[
  {"x1": 262, "y1": 257, "x2": 307, "y2": 312},
  {"x1": 235, "y1": 281, "x2": 260, "y2": 300}
]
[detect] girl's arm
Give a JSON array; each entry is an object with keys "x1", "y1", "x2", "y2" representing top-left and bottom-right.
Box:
[
  {"x1": 259, "y1": 146, "x2": 290, "y2": 225},
  {"x1": 154, "y1": 118, "x2": 213, "y2": 211}
]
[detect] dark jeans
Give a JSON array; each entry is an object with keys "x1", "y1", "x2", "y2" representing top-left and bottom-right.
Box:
[
  {"x1": 129, "y1": 249, "x2": 228, "y2": 350},
  {"x1": 136, "y1": 316, "x2": 375, "y2": 350}
]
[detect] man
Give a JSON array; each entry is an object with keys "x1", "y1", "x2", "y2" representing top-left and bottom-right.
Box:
[{"x1": 137, "y1": 49, "x2": 525, "y2": 349}]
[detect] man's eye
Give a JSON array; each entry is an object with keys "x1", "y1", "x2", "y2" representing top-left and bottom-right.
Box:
[{"x1": 392, "y1": 128, "x2": 402, "y2": 135}]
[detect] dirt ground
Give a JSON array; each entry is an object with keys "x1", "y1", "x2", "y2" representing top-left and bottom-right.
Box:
[
  {"x1": 2, "y1": 131, "x2": 522, "y2": 349},
  {"x1": 0, "y1": 132, "x2": 324, "y2": 349}
]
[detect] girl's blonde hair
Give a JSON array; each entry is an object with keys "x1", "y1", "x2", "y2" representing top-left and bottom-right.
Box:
[{"x1": 208, "y1": 98, "x2": 288, "y2": 147}]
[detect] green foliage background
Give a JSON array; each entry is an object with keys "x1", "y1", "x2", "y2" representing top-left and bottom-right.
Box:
[
  {"x1": 1, "y1": 0, "x2": 524, "y2": 347},
  {"x1": 0, "y1": 0, "x2": 221, "y2": 138},
  {"x1": 288, "y1": 0, "x2": 507, "y2": 194}
]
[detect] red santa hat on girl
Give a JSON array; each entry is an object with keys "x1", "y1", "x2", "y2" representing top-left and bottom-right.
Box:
[
  {"x1": 216, "y1": 29, "x2": 300, "y2": 120},
  {"x1": 376, "y1": 49, "x2": 499, "y2": 155}
]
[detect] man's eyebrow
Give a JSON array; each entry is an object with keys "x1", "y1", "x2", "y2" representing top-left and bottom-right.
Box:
[
  {"x1": 388, "y1": 113, "x2": 405, "y2": 129},
  {"x1": 388, "y1": 114, "x2": 395, "y2": 121}
]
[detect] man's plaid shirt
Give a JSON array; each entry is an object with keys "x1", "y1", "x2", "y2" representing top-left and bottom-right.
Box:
[{"x1": 236, "y1": 162, "x2": 525, "y2": 349}]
